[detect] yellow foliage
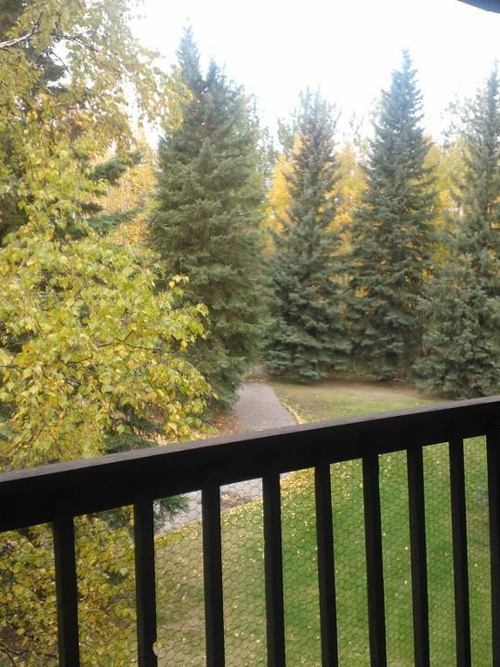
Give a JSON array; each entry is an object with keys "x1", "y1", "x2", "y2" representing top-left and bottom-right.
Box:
[
  {"x1": 104, "y1": 142, "x2": 156, "y2": 247},
  {"x1": 0, "y1": 4, "x2": 210, "y2": 662},
  {"x1": 331, "y1": 143, "x2": 365, "y2": 251},
  {"x1": 265, "y1": 153, "x2": 293, "y2": 231},
  {"x1": 425, "y1": 140, "x2": 466, "y2": 267},
  {"x1": 264, "y1": 141, "x2": 365, "y2": 257},
  {"x1": 262, "y1": 152, "x2": 292, "y2": 251},
  {"x1": 425, "y1": 140, "x2": 464, "y2": 230}
]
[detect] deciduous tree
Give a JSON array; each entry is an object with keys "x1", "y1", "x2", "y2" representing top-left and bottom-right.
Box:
[
  {"x1": 0, "y1": 5, "x2": 211, "y2": 662},
  {"x1": 0, "y1": 0, "x2": 171, "y2": 241}
]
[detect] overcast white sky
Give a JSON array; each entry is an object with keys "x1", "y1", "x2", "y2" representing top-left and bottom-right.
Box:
[{"x1": 132, "y1": 0, "x2": 500, "y2": 140}]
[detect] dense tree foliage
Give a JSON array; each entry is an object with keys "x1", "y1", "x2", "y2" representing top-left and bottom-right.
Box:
[
  {"x1": 0, "y1": 0, "x2": 175, "y2": 242},
  {"x1": 102, "y1": 139, "x2": 156, "y2": 246},
  {"x1": 333, "y1": 142, "x2": 365, "y2": 239},
  {"x1": 149, "y1": 29, "x2": 265, "y2": 405},
  {"x1": 415, "y1": 69, "x2": 500, "y2": 397},
  {"x1": 0, "y1": 4, "x2": 210, "y2": 663},
  {"x1": 264, "y1": 151, "x2": 293, "y2": 243},
  {"x1": 265, "y1": 91, "x2": 350, "y2": 381},
  {"x1": 0, "y1": 233, "x2": 209, "y2": 661},
  {"x1": 0, "y1": 240, "x2": 209, "y2": 468},
  {"x1": 348, "y1": 51, "x2": 436, "y2": 380},
  {"x1": 0, "y1": 0, "x2": 209, "y2": 462}
]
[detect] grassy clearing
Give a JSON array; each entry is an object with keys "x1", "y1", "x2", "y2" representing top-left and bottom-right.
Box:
[
  {"x1": 154, "y1": 382, "x2": 492, "y2": 666},
  {"x1": 271, "y1": 379, "x2": 434, "y2": 422}
]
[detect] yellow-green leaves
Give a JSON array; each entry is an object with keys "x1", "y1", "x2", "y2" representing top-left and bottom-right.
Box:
[
  {"x1": 0, "y1": 234, "x2": 211, "y2": 470},
  {"x1": 0, "y1": 0, "x2": 183, "y2": 242},
  {"x1": 0, "y1": 4, "x2": 213, "y2": 663},
  {"x1": 0, "y1": 231, "x2": 212, "y2": 659}
]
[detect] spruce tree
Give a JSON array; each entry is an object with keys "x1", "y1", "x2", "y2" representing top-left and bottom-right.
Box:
[
  {"x1": 415, "y1": 68, "x2": 500, "y2": 397},
  {"x1": 349, "y1": 51, "x2": 436, "y2": 380},
  {"x1": 265, "y1": 91, "x2": 350, "y2": 381},
  {"x1": 149, "y1": 29, "x2": 264, "y2": 405}
]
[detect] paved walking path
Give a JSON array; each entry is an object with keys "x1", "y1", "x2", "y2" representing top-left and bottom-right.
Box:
[
  {"x1": 233, "y1": 382, "x2": 296, "y2": 431},
  {"x1": 163, "y1": 382, "x2": 295, "y2": 530}
]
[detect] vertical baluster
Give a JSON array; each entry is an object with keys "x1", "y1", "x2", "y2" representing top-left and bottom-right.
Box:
[
  {"x1": 134, "y1": 498, "x2": 158, "y2": 667},
  {"x1": 487, "y1": 427, "x2": 500, "y2": 665},
  {"x1": 449, "y1": 438, "x2": 471, "y2": 666},
  {"x1": 407, "y1": 446, "x2": 429, "y2": 667},
  {"x1": 202, "y1": 481, "x2": 225, "y2": 666},
  {"x1": 315, "y1": 461, "x2": 338, "y2": 666},
  {"x1": 263, "y1": 471, "x2": 286, "y2": 667},
  {"x1": 363, "y1": 453, "x2": 387, "y2": 667},
  {"x1": 53, "y1": 514, "x2": 80, "y2": 667}
]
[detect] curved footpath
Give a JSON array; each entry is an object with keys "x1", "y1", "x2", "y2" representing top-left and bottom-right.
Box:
[{"x1": 162, "y1": 382, "x2": 296, "y2": 530}]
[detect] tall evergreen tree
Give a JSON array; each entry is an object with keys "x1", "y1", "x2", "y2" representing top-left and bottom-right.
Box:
[
  {"x1": 349, "y1": 51, "x2": 436, "y2": 380},
  {"x1": 265, "y1": 91, "x2": 350, "y2": 381},
  {"x1": 415, "y1": 68, "x2": 500, "y2": 397},
  {"x1": 149, "y1": 29, "x2": 265, "y2": 404}
]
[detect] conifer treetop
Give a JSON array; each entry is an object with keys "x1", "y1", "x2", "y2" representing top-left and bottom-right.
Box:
[{"x1": 176, "y1": 25, "x2": 204, "y2": 94}]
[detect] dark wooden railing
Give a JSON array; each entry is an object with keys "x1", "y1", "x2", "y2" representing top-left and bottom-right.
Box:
[{"x1": 1, "y1": 395, "x2": 499, "y2": 666}]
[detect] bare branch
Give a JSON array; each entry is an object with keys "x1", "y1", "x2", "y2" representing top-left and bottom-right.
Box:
[{"x1": 0, "y1": 29, "x2": 39, "y2": 52}]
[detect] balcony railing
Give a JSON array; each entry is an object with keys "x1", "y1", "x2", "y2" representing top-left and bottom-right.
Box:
[{"x1": 1, "y1": 395, "x2": 499, "y2": 666}]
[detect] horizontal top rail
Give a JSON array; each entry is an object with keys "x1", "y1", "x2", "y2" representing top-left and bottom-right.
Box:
[{"x1": 1, "y1": 395, "x2": 499, "y2": 532}]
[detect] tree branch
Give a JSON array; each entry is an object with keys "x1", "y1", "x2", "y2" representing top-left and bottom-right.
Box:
[{"x1": 0, "y1": 29, "x2": 39, "y2": 52}]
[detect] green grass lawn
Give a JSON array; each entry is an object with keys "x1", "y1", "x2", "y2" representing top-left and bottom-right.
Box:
[
  {"x1": 154, "y1": 382, "x2": 492, "y2": 666},
  {"x1": 271, "y1": 379, "x2": 434, "y2": 422}
]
